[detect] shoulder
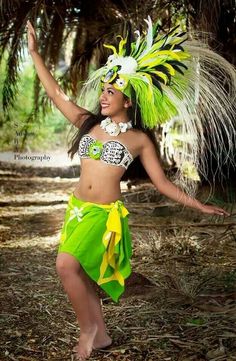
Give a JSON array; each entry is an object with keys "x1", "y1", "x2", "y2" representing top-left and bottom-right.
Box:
[
  {"x1": 130, "y1": 129, "x2": 151, "y2": 143},
  {"x1": 127, "y1": 129, "x2": 155, "y2": 157},
  {"x1": 130, "y1": 129, "x2": 154, "y2": 149}
]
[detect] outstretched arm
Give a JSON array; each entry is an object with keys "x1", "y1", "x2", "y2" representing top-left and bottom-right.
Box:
[
  {"x1": 26, "y1": 20, "x2": 90, "y2": 128},
  {"x1": 139, "y1": 134, "x2": 229, "y2": 216}
]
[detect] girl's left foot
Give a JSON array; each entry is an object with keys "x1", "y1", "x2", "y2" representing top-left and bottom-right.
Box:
[{"x1": 73, "y1": 324, "x2": 97, "y2": 360}]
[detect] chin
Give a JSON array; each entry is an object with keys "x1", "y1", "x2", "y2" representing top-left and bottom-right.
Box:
[
  {"x1": 101, "y1": 109, "x2": 113, "y2": 117},
  {"x1": 101, "y1": 108, "x2": 109, "y2": 116}
]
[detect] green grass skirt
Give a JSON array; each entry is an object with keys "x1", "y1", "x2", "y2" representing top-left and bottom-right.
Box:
[{"x1": 58, "y1": 193, "x2": 132, "y2": 302}]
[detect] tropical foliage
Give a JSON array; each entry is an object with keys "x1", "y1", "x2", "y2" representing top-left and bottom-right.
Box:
[
  {"x1": 0, "y1": 53, "x2": 69, "y2": 151},
  {"x1": 0, "y1": 0, "x2": 235, "y2": 117}
]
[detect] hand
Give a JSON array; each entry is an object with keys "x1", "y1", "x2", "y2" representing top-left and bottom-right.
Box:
[
  {"x1": 200, "y1": 204, "x2": 230, "y2": 216},
  {"x1": 26, "y1": 20, "x2": 38, "y2": 53}
]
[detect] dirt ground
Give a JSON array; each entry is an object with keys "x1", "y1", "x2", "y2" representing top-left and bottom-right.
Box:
[{"x1": 0, "y1": 164, "x2": 236, "y2": 361}]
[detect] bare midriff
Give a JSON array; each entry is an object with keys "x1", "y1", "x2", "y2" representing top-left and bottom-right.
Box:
[{"x1": 73, "y1": 158, "x2": 126, "y2": 204}]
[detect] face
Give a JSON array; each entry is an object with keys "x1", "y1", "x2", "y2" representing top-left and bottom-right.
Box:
[{"x1": 99, "y1": 83, "x2": 131, "y2": 118}]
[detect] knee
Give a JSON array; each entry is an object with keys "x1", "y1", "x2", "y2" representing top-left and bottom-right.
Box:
[
  {"x1": 56, "y1": 253, "x2": 80, "y2": 279},
  {"x1": 55, "y1": 256, "x2": 68, "y2": 278}
]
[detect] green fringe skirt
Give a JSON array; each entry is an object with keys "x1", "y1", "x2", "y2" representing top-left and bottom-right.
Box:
[{"x1": 58, "y1": 193, "x2": 132, "y2": 302}]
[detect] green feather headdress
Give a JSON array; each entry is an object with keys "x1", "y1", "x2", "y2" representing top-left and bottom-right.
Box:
[{"x1": 79, "y1": 16, "x2": 191, "y2": 129}]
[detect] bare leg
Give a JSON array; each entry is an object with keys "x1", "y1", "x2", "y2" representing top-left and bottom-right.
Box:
[
  {"x1": 56, "y1": 253, "x2": 97, "y2": 360},
  {"x1": 78, "y1": 268, "x2": 112, "y2": 349}
]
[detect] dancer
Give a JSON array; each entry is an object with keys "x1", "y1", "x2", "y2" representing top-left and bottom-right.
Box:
[{"x1": 27, "y1": 17, "x2": 234, "y2": 360}]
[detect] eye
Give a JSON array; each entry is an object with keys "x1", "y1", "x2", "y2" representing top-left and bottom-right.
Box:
[{"x1": 108, "y1": 90, "x2": 114, "y2": 95}]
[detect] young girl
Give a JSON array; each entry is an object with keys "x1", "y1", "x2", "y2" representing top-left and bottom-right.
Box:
[{"x1": 26, "y1": 19, "x2": 233, "y2": 360}]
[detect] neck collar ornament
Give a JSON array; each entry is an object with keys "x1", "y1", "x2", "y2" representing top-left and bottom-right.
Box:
[{"x1": 100, "y1": 117, "x2": 132, "y2": 136}]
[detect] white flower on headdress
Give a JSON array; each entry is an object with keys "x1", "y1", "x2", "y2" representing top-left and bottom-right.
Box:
[{"x1": 106, "y1": 56, "x2": 138, "y2": 74}]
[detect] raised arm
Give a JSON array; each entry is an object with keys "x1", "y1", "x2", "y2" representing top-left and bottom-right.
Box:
[
  {"x1": 26, "y1": 20, "x2": 90, "y2": 128},
  {"x1": 139, "y1": 133, "x2": 230, "y2": 216}
]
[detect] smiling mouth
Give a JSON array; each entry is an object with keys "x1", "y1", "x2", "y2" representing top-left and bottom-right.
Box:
[{"x1": 101, "y1": 104, "x2": 109, "y2": 108}]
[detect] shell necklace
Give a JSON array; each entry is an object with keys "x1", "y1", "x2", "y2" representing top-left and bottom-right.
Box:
[{"x1": 100, "y1": 117, "x2": 132, "y2": 136}]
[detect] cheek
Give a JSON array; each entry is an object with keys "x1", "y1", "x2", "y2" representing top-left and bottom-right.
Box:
[
  {"x1": 111, "y1": 95, "x2": 125, "y2": 109},
  {"x1": 113, "y1": 103, "x2": 124, "y2": 112}
]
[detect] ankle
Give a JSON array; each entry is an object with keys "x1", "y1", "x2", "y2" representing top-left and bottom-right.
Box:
[
  {"x1": 80, "y1": 323, "x2": 97, "y2": 334},
  {"x1": 94, "y1": 331, "x2": 110, "y2": 340}
]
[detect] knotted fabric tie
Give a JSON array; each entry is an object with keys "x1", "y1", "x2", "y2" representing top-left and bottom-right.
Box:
[{"x1": 97, "y1": 200, "x2": 129, "y2": 286}]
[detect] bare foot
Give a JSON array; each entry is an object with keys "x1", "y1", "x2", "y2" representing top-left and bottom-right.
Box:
[
  {"x1": 93, "y1": 333, "x2": 112, "y2": 350},
  {"x1": 74, "y1": 324, "x2": 98, "y2": 360}
]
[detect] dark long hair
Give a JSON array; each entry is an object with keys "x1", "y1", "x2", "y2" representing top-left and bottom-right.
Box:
[{"x1": 68, "y1": 92, "x2": 161, "y2": 182}]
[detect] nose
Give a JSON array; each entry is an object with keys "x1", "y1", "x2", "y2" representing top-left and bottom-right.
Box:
[{"x1": 100, "y1": 91, "x2": 107, "y2": 102}]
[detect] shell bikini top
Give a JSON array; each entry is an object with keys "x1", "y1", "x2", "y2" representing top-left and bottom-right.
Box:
[{"x1": 78, "y1": 134, "x2": 134, "y2": 170}]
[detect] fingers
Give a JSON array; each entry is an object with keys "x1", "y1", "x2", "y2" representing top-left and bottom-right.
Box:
[
  {"x1": 213, "y1": 207, "x2": 230, "y2": 216},
  {"x1": 26, "y1": 20, "x2": 35, "y2": 35},
  {"x1": 26, "y1": 20, "x2": 31, "y2": 29},
  {"x1": 26, "y1": 20, "x2": 33, "y2": 28},
  {"x1": 202, "y1": 205, "x2": 230, "y2": 216}
]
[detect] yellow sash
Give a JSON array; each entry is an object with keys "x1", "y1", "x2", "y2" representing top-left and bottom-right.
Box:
[{"x1": 97, "y1": 200, "x2": 129, "y2": 286}]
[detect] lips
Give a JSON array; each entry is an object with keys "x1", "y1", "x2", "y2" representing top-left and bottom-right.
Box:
[{"x1": 101, "y1": 103, "x2": 109, "y2": 108}]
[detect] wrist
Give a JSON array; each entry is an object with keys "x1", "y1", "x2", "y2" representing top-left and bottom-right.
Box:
[
  {"x1": 194, "y1": 201, "x2": 204, "y2": 211},
  {"x1": 29, "y1": 49, "x2": 39, "y2": 56}
]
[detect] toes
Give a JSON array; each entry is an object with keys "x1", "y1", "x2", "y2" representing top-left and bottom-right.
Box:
[
  {"x1": 75, "y1": 350, "x2": 91, "y2": 360},
  {"x1": 75, "y1": 352, "x2": 82, "y2": 359}
]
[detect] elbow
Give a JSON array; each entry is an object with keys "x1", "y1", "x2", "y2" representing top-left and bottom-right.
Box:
[{"x1": 49, "y1": 87, "x2": 69, "y2": 103}]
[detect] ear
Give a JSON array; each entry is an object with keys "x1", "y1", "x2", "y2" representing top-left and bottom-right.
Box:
[{"x1": 124, "y1": 98, "x2": 132, "y2": 108}]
